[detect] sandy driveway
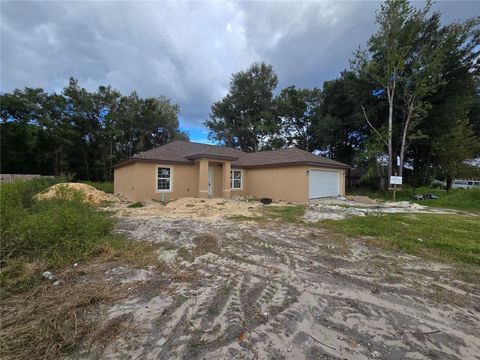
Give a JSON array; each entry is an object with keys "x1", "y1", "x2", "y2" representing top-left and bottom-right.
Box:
[{"x1": 74, "y1": 203, "x2": 480, "y2": 360}]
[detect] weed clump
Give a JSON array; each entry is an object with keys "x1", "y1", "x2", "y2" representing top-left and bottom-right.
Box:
[
  {"x1": 0, "y1": 180, "x2": 159, "y2": 360},
  {"x1": 1, "y1": 180, "x2": 123, "y2": 296}
]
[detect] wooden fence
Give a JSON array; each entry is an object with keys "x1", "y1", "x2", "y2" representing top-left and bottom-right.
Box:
[{"x1": 0, "y1": 174, "x2": 55, "y2": 183}]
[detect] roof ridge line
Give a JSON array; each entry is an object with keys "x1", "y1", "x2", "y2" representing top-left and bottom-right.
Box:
[{"x1": 292, "y1": 147, "x2": 309, "y2": 161}]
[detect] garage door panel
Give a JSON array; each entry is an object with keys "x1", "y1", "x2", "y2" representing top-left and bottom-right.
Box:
[{"x1": 309, "y1": 170, "x2": 340, "y2": 199}]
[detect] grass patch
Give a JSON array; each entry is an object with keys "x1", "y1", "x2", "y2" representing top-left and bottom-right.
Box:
[
  {"x1": 2, "y1": 187, "x2": 111, "y2": 279},
  {"x1": 185, "y1": 203, "x2": 195, "y2": 207},
  {"x1": 262, "y1": 205, "x2": 306, "y2": 223},
  {"x1": 127, "y1": 201, "x2": 144, "y2": 208},
  {"x1": 227, "y1": 204, "x2": 306, "y2": 224},
  {"x1": 0, "y1": 180, "x2": 153, "y2": 297},
  {"x1": 1, "y1": 280, "x2": 123, "y2": 360},
  {"x1": 0, "y1": 180, "x2": 159, "y2": 359},
  {"x1": 350, "y1": 187, "x2": 480, "y2": 212},
  {"x1": 81, "y1": 181, "x2": 114, "y2": 194},
  {"x1": 322, "y1": 213, "x2": 480, "y2": 266}
]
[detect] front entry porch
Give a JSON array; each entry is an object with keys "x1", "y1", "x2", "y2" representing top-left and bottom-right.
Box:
[{"x1": 197, "y1": 158, "x2": 231, "y2": 199}]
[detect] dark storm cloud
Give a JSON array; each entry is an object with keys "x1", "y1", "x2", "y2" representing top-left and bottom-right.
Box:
[{"x1": 1, "y1": 1, "x2": 477, "y2": 127}]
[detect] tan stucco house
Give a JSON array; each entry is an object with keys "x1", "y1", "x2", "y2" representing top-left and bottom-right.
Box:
[{"x1": 113, "y1": 141, "x2": 349, "y2": 203}]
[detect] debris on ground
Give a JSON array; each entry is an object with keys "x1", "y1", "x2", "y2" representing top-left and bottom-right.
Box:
[
  {"x1": 303, "y1": 197, "x2": 453, "y2": 222},
  {"x1": 413, "y1": 193, "x2": 439, "y2": 200},
  {"x1": 42, "y1": 271, "x2": 57, "y2": 281},
  {"x1": 35, "y1": 183, "x2": 118, "y2": 205}
]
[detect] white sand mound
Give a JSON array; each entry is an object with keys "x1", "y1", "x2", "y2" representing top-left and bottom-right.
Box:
[
  {"x1": 35, "y1": 183, "x2": 118, "y2": 205},
  {"x1": 120, "y1": 197, "x2": 264, "y2": 220}
]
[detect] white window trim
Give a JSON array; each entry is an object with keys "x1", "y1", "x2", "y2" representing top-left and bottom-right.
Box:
[
  {"x1": 155, "y1": 165, "x2": 173, "y2": 193},
  {"x1": 230, "y1": 169, "x2": 243, "y2": 190}
]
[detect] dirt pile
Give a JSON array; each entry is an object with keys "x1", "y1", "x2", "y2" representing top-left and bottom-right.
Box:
[
  {"x1": 35, "y1": 183, "x2": 118, "y2": 205},
  {"x1": 116, "y1": 197, "x2": 263, "y2": 220}
]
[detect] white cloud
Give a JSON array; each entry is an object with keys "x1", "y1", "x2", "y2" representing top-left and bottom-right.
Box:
[{"x1": 1, "y1": 0, "x2": 476, "y2": 128}]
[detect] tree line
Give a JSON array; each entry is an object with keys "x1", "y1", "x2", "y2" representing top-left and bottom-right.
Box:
[
  {"x1": 1, "y1": 78, "x2": 188, "y2": 181},
  {"x1": 205, "y1": 0, "x2": 480, "y2": 187},
  {"x1": 1, "y1": 0, "x2": 479, "y2": 187}
]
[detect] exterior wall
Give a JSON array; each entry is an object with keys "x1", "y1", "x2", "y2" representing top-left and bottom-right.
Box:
[
  {"x1": 114, "y1": 162, "x2": 198, "y2": 202},
  {"x1": 114, "y1": 163, "x2": 136, "y2": 200},
  {"x1": 337, "y1": 168, "x2": 348, "y2": 196},
  {"x1": 245, "y1": 166, "x2": 309, "y2": 203},
  {"x1": 222, "y1": 162, "x2": 231, "y2": 199},
  {"x1": 308, "y1": 167, "x2": 346, "y2": 197},
  {"x1": 212, "y1": 163, "x2": 223, "y2": 198},
  {"x1": 114, "y1": 161, "x2": 346, "y2": 203}
]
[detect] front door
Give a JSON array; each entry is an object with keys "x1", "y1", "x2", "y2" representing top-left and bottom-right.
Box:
[{"x1": 208, "y1": 166, "x2": 214, "y2": 196}]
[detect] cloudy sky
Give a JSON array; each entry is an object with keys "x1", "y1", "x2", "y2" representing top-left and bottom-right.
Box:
[{"x1": 1, "y1": 0, "x2": 477, "y2": 142}]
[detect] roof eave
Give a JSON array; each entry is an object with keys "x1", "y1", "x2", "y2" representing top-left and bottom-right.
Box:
[{"x1": 239, "y1": 161, "x2": 350, "y2": 169}]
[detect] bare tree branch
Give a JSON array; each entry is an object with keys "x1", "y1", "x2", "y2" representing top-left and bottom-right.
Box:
[{"x1": 361, "y1": 105, "x2": 389, "y2": 147}]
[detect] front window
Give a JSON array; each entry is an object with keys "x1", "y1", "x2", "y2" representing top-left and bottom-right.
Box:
[
  {"x1": 231, "y1": 169, "x2": 242, "y2": 189},
  {"x1": 157, "y1": 167, "x2": 171, "y2": 191}
]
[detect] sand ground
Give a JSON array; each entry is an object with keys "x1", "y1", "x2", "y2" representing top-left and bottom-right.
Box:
[{"x1": 69, "y1": 199, "x2": 480, "y2": 360}]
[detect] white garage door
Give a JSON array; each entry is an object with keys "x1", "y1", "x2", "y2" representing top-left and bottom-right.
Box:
[{"x1": 309, "y1": 170, "x2": 340, "y2": 199}]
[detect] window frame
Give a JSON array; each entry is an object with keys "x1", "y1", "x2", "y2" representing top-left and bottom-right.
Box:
[
  {"x1": 156, "y1": 165, "x2": 173, "y2": 192},
  {"x1": 230, "y1": 169, "x2": 243, "y2": 190}
]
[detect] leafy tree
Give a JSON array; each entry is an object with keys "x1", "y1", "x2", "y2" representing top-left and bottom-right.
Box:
[
  {"x1": 0, "y1": 121, "x2": 40, "y2": 174},
  {"x1": 313, "y1": 71, "x2": 377, "y2": 165},
  {"x1": 353, "y1": 0, "x2": 479, "y2": 185},
  {"x1": 205, "y1": 62, "x2": 279, "y2": 152},
  {"x1": 0, "y1": 78, "x2": 187, "y2": 181},
  {"x1": 409, "y1": 26, "x2": 480, "y2": 186},
  {"x1": 354, "y1": 0, "x2": 440, "y2": 179},
  {"x1": 275, "y1": 86, "x2": 321, "y2": 151}
]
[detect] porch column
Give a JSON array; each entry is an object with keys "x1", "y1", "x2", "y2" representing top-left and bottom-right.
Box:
[
  {"x1": 222, "y1": 161, "x2": 231, "y2": 199},
  {"x1": 198, "y1": 158, "x2": 209, "y2": 198}
]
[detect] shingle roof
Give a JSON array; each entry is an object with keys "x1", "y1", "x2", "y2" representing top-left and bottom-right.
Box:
[
  {"x1": 236, "y1": 147, "x2": 349, "y2": 168},
  {"x1": 131, "y1": 141, "x2": 244, "y2": 162},
  {"x1": 114, "y1": 141, "x2": 349, "y2": 169}
]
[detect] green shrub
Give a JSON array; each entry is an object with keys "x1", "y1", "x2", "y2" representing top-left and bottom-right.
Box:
[
  {"x1": 3, "y1": 198, "x2": 113, "y2": 264},
  {"x1": 0, "y1": 180, "x2": 121, "y2": 297}
]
